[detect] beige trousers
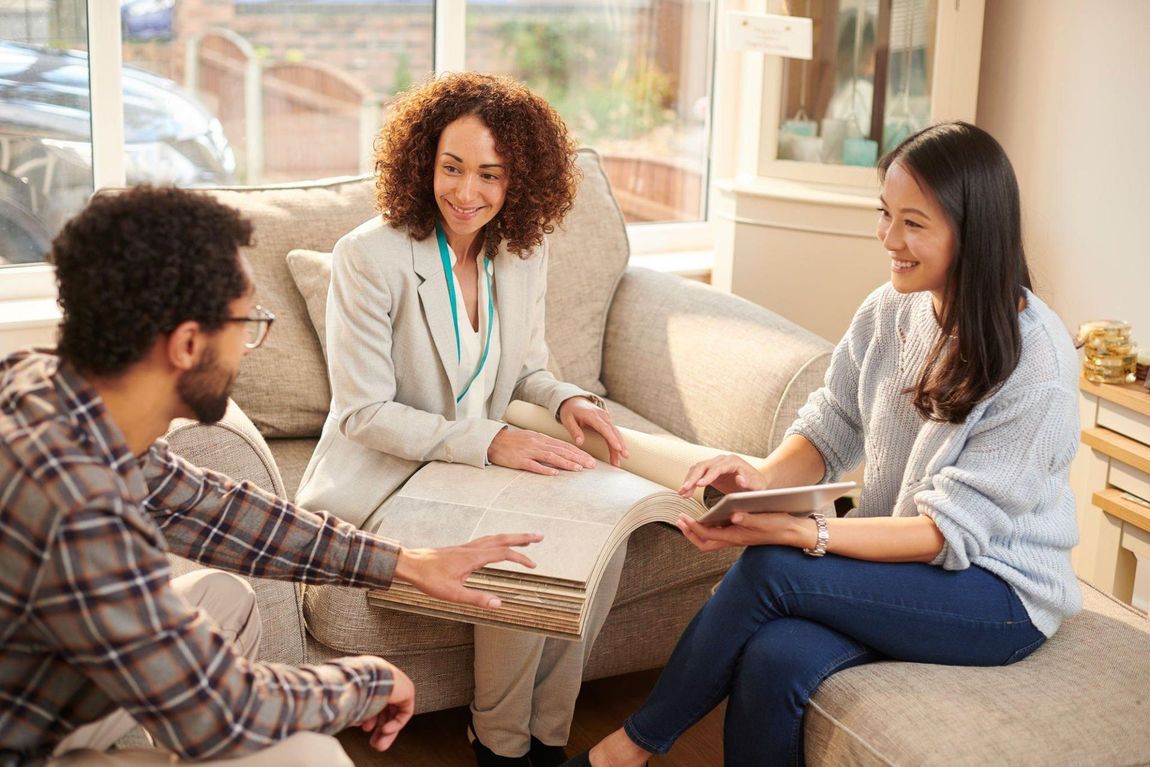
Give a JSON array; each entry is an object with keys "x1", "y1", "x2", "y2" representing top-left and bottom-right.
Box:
[
  {"x1": 49, "y1": 569, "x2": 352, "y2": 767},
  {"x1": 470, "y1": 544, "x2": 628, "y2": 758}
]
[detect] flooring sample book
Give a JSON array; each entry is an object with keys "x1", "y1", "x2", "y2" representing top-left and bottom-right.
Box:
[{"x1": 366, "y1": 400, "x2": 748, "y2": 639}]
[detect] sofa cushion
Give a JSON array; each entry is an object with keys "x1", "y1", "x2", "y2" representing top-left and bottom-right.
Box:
[
  {"x1": 805, "y1": 580, "x2": 1150, "y2": 766},
  {"x1": 542, "y1": 148, "x2": 630, "y2": 395},
  {"x1": 205, "y1": 176, "x2": 378, "y2": 437}
]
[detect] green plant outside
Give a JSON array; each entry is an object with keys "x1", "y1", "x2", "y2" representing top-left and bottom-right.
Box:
[{"x1": 490, "y1": 16, "x2": 675, "y2": 144}]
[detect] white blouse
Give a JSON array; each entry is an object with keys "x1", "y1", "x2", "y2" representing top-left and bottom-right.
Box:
[{"x1": 445, "y1": 244, "x2": 501, "y2": 420}]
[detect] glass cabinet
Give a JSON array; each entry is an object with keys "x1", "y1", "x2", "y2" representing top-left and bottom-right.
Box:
[
  {"x1": 713, "y1": 0, "x2": 986, "y2": 343},
  {"x1": 776, "y1": 0, "x2": 936, "y2": 168},
  {"x1": 754, "y1": 0, "x2": 984, "y2": 187}
]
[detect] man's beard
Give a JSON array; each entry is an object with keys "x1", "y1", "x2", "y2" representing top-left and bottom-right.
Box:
[{"x1": 176, "y1": 345, "x2": 236, "y2": 424}]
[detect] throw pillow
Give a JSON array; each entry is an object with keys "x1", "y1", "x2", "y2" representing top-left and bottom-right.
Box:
[{"x1": 285, "y1": 249, "x2": 334, "y2": 361}]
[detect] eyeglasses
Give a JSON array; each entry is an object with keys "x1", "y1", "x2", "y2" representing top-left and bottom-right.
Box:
[{"x1": 224, "y1": 305, "x2": 276, "y2": 349}]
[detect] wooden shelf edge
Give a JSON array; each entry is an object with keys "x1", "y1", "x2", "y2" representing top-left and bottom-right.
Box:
[
  {"x1": 1081, "y1": 427, "x2": 1150, "y2": 475},
  {"x1": 1093, "y1": 488, "x2": 1150, "y2": 533},
  {"x1": 1080, "y1": 376, "x2": 1150, "y2": 418}
]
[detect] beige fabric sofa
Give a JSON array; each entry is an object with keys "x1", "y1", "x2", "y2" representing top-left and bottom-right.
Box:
[
  {"x1": 163, "y1": 149, "x2": 1150, "y2": 763},
  {"x1": 165, "y1": 149, "x2": 833, "y2": 709}
]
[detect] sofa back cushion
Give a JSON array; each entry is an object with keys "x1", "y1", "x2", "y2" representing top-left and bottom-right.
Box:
[
  {"x1": 209, "y1": 148, "x2": 628, "y2": 437},
  {"x1": 542, "y1": 148, "x2": 629, "y2": 395},
  {"x1": 204, "y1": 177, "x2": 376, "y2": 437}
]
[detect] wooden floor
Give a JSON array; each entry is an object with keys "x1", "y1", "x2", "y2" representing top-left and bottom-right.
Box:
[{"x1": 337, "y1": 668, "x2": 725, "y2": 766}]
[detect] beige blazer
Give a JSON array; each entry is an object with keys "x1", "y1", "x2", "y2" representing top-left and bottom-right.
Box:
[{"x1": 295, "y1": 217, "x2": 589, "y2": 528}]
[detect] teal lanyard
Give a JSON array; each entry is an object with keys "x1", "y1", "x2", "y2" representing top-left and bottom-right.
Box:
[{"x1": 435, "y1": 224, "x2": 495, "y2": 404}]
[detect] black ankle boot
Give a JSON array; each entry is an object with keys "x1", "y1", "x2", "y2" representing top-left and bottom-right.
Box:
[
  {"x1": 468, "y1": 718, "x2": 531, "y2": 767},
  {"x1": 528, "y1": 736, "x2": 570, "y2": 767}
]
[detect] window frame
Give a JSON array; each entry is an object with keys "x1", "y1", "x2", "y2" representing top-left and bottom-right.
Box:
[
  {"x1": 4, "y1": 0, "x2": 736, "y2": 308},
  {"x1": 0, "y1": 0, "x2": 122, "y2": 301}
]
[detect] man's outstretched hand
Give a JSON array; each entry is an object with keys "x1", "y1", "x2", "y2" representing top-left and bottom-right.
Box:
[{"x1": 393, "y1": 533, "x2": 542, "y2": 608}]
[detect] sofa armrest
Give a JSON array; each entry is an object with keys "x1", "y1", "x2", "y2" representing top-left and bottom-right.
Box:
[
  {"x1": 164, "y1": 400, "x2": 307, "y2": 666},
  {"x1": 166, "y1": 399, "x2": 288, "y2": 497},
  {"x1": 602, "y1": 267, "x2": 833, "y2": 457}
]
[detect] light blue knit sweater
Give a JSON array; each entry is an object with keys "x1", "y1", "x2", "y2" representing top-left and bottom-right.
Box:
[{"x1": 787, "y1": 284, "x2": 1082, "y2": 637}]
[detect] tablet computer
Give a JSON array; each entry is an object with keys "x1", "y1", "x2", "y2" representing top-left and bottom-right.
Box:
[{"x1": 696, "y1": 481, "x2": 857, "y2": 527}]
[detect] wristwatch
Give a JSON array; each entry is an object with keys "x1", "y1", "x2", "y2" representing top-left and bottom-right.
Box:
[{"x1": 803, "y1": 512, "x2": 829, "y2": 557}]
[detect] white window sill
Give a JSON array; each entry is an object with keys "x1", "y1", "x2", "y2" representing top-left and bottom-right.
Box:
[
  {"x1": 0, "y1": 297, "x2": 59, "y2": 352},
  {"x1": 629, "y1": 250, "x2": 714, "y2": 282},
  {"x1": 0, "y1": 297, "x2": 59, "y2": 327}
]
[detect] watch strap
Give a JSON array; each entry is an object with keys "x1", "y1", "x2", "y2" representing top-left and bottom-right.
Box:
[{"x1": 803, "y1": 512, "x2": 829, "y2": 557}]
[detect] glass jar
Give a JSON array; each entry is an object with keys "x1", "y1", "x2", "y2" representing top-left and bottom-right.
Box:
[{"x1": 1079, "y1": 320, "x2": 1136, "y2": 384}]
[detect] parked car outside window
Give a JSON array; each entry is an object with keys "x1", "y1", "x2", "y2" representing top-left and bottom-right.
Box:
[{"x1": 0, "y1": 41, "x2": 236, "y2": 265}]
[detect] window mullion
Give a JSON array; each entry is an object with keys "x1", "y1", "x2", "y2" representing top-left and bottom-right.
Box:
[
  {"x1": 434, "y1": 0, "x2": 468, "y2": 73},
  {"x1": 87, "y1": 0, "x2": 126, "y2": 189}
]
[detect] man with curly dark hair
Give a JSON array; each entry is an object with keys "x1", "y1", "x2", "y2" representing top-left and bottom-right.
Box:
[
  {"x1": 296, "y1": 72, "x2": 630, "y2": 767},
  {"x1": 0, "y1": 186, "x2": 541, "y2": 766}
]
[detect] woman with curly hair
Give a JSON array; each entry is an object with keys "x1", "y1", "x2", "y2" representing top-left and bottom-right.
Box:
[{"x1": 296, "y1": 72, "x2": 628, "y2": 767}]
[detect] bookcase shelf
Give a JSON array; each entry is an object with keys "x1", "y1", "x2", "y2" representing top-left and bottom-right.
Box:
[
  {"x1": 1074, "y1": 378, "x2": 1150, "y2": 611},
  {"x1": 1081, "y1": 427, "x2": 1150, "y2": 476},
  {"x1": 1092, "y1": 488, "x2": 1150, "y2": 537}
]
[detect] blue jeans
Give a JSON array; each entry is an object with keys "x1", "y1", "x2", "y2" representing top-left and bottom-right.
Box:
[{"x1": 624, "y1": 546, "x2": 1046, "y2": 766}]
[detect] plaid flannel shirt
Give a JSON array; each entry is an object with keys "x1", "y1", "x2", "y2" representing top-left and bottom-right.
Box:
[{"x1": 0, "y1": 350, "x2": 402, "y2": 765}]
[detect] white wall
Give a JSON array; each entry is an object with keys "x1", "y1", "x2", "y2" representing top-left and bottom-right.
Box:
[{"x1": 977, "y1": 0, "x2": 1150, "y2": 336}]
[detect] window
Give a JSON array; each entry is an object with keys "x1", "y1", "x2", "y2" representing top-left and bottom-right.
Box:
[
  {"x1": 123, "y1": 2, "x2": 434, "y2": 185},
  {"x1": 0, "y1": 7, "x2": 91, "y2": 266},
  {"x1": 465, "y1": 0, "x2": 715, "y2": 224},
  {"x1": 0, "y1": 0, "x2": 717, "y2": 269}
]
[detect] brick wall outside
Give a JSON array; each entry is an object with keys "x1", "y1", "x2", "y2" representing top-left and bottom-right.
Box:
[
  {"x1": 116, "y1": 1, "x2": 704, "y2": 218},
  {"x1": 122, "y1": 2, "x2": 665, "y2": 102}
]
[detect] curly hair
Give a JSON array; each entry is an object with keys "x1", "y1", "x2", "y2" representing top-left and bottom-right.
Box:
[
  {"x1": 375, "y1": 72, "x2": 580, "y2": 256},
  {"x1": 51, "y1": 185, "x2": 253, "y2": 376}
]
